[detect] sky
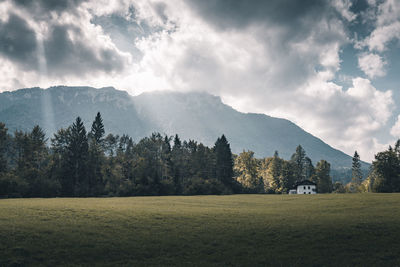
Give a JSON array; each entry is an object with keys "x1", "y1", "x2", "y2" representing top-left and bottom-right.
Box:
[{"x1": 0, "y1": 0, "x2": 400, "y2": 162}]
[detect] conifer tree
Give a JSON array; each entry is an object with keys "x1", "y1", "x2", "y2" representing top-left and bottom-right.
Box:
[
  {"x1": 351, "y1": 151, "x2": 363, "y2": 190},
  {"x1": 90, "y1": 112, "x2": 105, "y2": 144},
  {"x1": 173, "y1": 134, "x2": 181, "y2": 150},
  {"x1": 29, "y1": 126, "x2": 48, "y2": 169},
  {"x1": 88, "y1": 113, "x2": 106, "y2": 195},
  {"x1": 171, "y1": 134, "x2": 183, "y2": 193},
  {"x1": 161, "y1": 135, "x2": 173, "y2": 181},
  {"x1": 214, "y1": 135, "x2": 234, "y2": 189},
  {"x1": 290, "y1": 145, "x2": 306, "y2": 183},
  {"x1": 67, "y1": 117, "x2": 89, "y2": 196}
]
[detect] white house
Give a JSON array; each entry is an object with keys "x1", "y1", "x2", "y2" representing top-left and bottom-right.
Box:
[{"x1": 289, "y1": 180, "x2": 317, "y2": 194}]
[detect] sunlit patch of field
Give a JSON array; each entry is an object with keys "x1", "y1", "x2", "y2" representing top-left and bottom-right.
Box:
[{"x1": 1, "y1": 194, "x2": 399, "y2": 266}]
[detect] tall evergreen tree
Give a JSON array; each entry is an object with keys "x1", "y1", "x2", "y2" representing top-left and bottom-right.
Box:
[
  {"x1": 173, "y1": 134, "x2": 181, "y2": 150},
  {"x1": 67, "y1": 117, "x2": 89, "y2": 196},
  {"x1": 90, "y1": 112, "x2": 105, "y2": 144},
  {"x1": 351, "y1": 151, "x2": 363, "y2": 187},
  {"x1": 171, "y1": 134, "x2": 183, "y2": 193},
  {"x1": 290, "y1": 145, "x2": 306, "y2": 183},
  {"x1": 29, "y1": 126, "x2": 48, "y2": 169},
  {"x1": 160, "y1": 135, "x2": 174, "y2": 193},
  {"x1": 214, "y1": 135, "x2": 234, "y2": 189},
  {"x1": 88, "y1": 113, "x2": 106, "y2": 195}
]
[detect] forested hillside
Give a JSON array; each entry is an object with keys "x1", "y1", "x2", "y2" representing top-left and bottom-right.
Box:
[{"x1": 0, "y1": 86, "x2": 368, "y2": 170}]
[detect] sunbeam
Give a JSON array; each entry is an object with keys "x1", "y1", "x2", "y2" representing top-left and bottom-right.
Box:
[{"x1": 37, "y1": 33, "x2": 56, "y2": 137}]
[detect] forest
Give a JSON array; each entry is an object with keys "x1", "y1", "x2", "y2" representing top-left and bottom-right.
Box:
[{"x1": 0, "y1": 112, "x2": 398, "y2": 197}]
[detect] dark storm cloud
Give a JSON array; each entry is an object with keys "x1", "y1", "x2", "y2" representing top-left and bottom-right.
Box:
[
  {"x1": 0, "y1": 0, "x2": 129, "y2": 77},
  {"x1": 44, "y1": 24, "x2": 126, "y2": 75},
  {"x1": 0, "y1": 13, "x2": 38, "y2": 69},
  {"x1": 12, "y1": 0, "x2": 88, "y2": 14},
  {"x1": 184, "y1": 0, "x2": 330, "y2": 30}
]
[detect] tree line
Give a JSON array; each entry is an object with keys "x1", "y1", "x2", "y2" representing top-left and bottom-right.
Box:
[
  {"x1": 2, "y1": 112, "x2": 398, "y2": 197},
  {"x1": 0, "y1": 113, "x2": 334, "y2": 197},
  {"x1": 0, "y1": 113, "x2": 239, "y2": 197}
]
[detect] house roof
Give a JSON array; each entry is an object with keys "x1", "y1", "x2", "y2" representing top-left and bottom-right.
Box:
[{"x1": 295, "y1": 180, "x2": 317, "y2": 186}]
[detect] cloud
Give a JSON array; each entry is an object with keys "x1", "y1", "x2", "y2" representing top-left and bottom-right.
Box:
[
  {"x1": 130, "y1": 0, "x2": 395, "y2": 161},
  {"x1": 358, "y1": 52, "x2": 386, "y2": 78},
  {"x1": 184, "y1": 0, "x2": 329, "y2": 30},
  {"x1": 0, "y1": 13, "x2": 38, "y2": 69},
  {"x1": 361, "y1": 0, "x2": 400, "y2": 52},
  {"x1": 390, "y1": 115, "x2": 400, "y2": 138},
  {"x1": 0, "y1": 0, "x2": 131, "y2": 89},
  {"x1": 12, "y1": 0, "x2": 88, "y2": 16},
  {"x1": 0, "y1": 0, "x2": 396, "y2": 162},
  {"x1": 365, "y1": 21, "x2": 400, "y2": 51}
]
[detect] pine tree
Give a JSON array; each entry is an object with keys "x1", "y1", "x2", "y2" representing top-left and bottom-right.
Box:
[
  {"x1": 161, "y1": 135, "x2": 173, "y2": 185},
  {"x1": 67, "y1": 117, "x2": 89, "y2": 196},
  {"x1": 88, "y1": 113, "x2": 106, "y2": 196},
  {"x1": 290, "y1": 145, "x2": 306, "y2": 183},
  {"x1": 173, "y1": 134, "x2": 181, "y2": 150},
  {"x1": 171, "y1": 134, "x2": 183, "y2": 194},
  {"x1": 30, "y1": 126, "x2": 48, "y2": 169},
  {"x1": 351, "y1": 151, "x2": 363, "y2": 191},
  {"x1": 214, "y1": 135, "x2": 234, "y2": 189},
  {"x1": 90, "y1": 112, "x2": 105, "y2": 144}
]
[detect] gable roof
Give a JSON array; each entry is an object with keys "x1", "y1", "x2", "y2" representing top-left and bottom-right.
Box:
[{"x1": 295, "y1": 180, "x2": 317, "y2": 186}]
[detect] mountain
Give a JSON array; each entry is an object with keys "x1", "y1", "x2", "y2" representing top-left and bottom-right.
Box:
[{"x1": 0, "y1": 86, "x2": 367, "y2": 170}]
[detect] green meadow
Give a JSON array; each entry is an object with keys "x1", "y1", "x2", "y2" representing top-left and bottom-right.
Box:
[{"x1": 0, "y1": 194, "x2": 399, "y2": 266}]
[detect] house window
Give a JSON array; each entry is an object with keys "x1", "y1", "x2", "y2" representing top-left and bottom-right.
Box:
[
  {"x1": 304, "y1": 192, "x2": 306, "y2": 194},
  {"x1": 304, "y1": 186, "x2": 306, "y2": 189},
  {"x1": 308, "y1": 186, "x2": 310, "y2": 189},
  {"x1": 309, "y1": 192, "x2": 311, "y2": 194}
]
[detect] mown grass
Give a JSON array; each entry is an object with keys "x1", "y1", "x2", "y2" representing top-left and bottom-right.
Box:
[{"x1": 0, "y1": 194, "x2": 399, "y2": 266}]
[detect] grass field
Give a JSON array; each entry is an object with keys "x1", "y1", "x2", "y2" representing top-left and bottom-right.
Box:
[{"x1": 0, "y1": 194, "x2": 400, "y2": 266}]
